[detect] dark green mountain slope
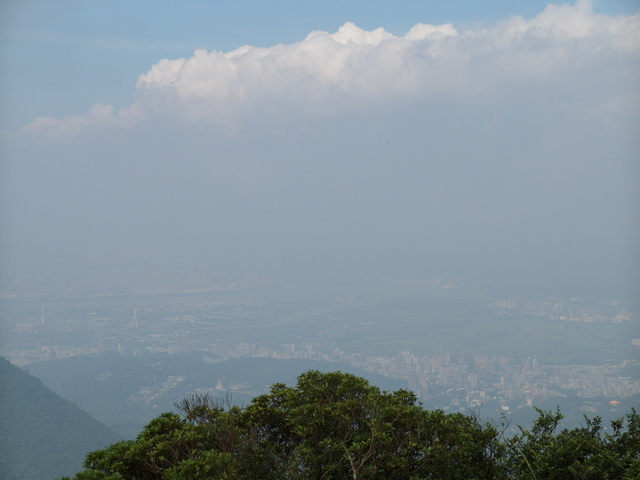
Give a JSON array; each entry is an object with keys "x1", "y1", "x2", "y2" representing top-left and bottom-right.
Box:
[{"x1": 0, "y1": 356, "x2": 121, "y2": 480}]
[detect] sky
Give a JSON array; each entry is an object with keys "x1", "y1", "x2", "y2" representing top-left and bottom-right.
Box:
[{"x1": 1, "y1": 0, "x2": 639, "y2": 298}]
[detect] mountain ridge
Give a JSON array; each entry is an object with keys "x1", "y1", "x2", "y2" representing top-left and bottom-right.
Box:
[{"x1": 0, "y1": 356, "x2": 121, "y2": 480}]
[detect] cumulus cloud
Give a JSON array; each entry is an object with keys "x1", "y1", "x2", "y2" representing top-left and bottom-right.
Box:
[{"x1": 21, "y1": 0, "x2": 640, "y2": 135}]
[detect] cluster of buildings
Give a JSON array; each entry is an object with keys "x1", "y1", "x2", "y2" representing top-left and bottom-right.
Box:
[
  {"x1": 490, "y1": 297, "x2": 633, "y2": 323},
  {"x1": 192, "y1": 340, "x2": 639, "y2": 410}
]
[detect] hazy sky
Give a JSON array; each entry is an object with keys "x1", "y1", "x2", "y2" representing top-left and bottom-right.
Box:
[{"x1": 1, "y1": 0, "x2": 639, "y2": 297}]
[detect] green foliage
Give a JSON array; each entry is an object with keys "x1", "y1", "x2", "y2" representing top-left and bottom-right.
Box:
[
  {"x1": 62, "y1": 371, "x2": 640, "y2": 480},
  {"x1": 503, "y1": 407, "x2": 640, "y2": 480}
]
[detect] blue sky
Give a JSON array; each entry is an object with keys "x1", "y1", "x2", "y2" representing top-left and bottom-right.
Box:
[{"x1": 1, "y1": 1, "x2": 639, "y2": 297}]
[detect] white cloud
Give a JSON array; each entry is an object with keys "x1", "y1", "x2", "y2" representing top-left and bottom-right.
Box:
[
  {"x1": 21, "y1": 103, "x2": 145, "y2": 138},
  {"x1": 132, "y1": 21, "x2": 464, "y2": 124},
  {"x1": 21, "y1": 0, "x2": 640, "y2": 135}
]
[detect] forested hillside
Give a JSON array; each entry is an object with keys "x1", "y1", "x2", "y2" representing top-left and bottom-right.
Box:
[
  {"x1": 0, "y1": 357, "x2": 121, "y2": 480},
  {"x1": 62, "y1": 370, "x2": 639, "y2": 480}
]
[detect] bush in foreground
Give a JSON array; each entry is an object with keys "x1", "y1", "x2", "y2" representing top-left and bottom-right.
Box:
[{"x1": 62, "y1": 370, "x2": 639, "y2": 480}]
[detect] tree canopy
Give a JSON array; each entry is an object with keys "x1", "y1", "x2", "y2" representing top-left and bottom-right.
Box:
[{"x1": 61, "y1": 370, "x2": 640, "y2": 480}]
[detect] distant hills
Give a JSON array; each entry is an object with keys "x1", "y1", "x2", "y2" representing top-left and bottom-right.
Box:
[
  {"x1": 26, "y1": 351, "x2": 407, "y2": 438},
  {"x1": 0, "y1": 356, "x2": 121, "y2": 480}
]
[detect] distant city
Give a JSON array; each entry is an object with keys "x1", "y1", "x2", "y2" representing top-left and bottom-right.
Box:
[{"x1": 2, "y1": 280, "x2": 638, "y2": 416}]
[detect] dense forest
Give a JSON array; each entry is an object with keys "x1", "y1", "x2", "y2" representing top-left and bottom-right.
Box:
[{"x1": 62, "y1": 370, "x2": 639, "y2": 480}]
